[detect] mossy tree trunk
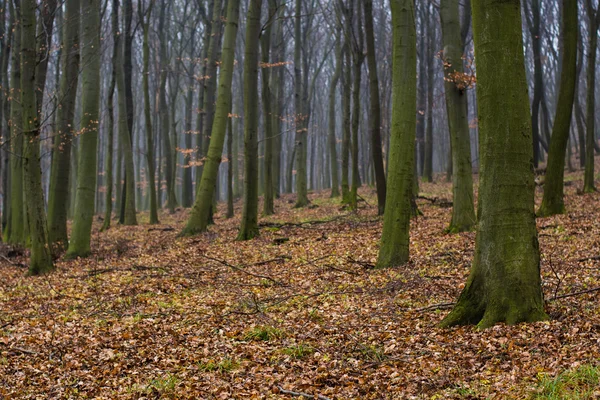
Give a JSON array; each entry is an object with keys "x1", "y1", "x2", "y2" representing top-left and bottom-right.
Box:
[
  {"x1": 7, "y1": 0, "x2": 24, "y2": 246},
  {"x1": 237, "y1": 0, "x2": 262, "y2": 240},
  {"x1": 376, "y1": 0, "x2": 416, "y2": 268},
  {"x1": 440, "y1": 0, "x2": 476, "y2": 233},
  {"x1": 180, "y1": 0, "x2": 240, "y2": 237},
  {"x1": 349, "y1": 1, "x2": 363, "y2": 210},
  {"x1": 0, "y1": 0, "x2": 10, "y2": 237},
  {"x1": 21, "y1": 0, "x2": 53, "y2": 273},
  {"x1": 67, "y1": 0, "x2": 102, "y2": 257},
  {"x1": 48, "y1": 0, "x2": 80, "y2": 250},
  {"x1": 364, "y1": 0, "x2": 386, "y2": 215},
  {"x1": 537, "y1": 0, "x2": 578, "y2": 217},
  {"x1": 328, "y1": 40, "x2": 342, "y2": 198},
  {"x1": 583, "y1": 0, "x2": 599, "y2": 193},
  {"x1": 141, "y1": 0, "x2": 159, "y2": 224},
  {"x1": 440, "y1": 0, "x2": 548, "y2": 329},
  {"x1": 261, "y1": 0, "x2": 275, "y2": 216}
]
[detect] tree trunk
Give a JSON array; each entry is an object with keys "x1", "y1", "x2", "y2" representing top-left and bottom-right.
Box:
[
  {"x1": 67, "y1": 0, "x2": 103, "y2": 257},
  {"x1": 142, "y1": 0, "x2": 159, "y2": 224},
  {"x1": 422, "y1": 4, "x2": 434, "y2": 183},
  {"x1": 364, "y1": 0, "x2": 386, "y2": 215},
  {"x1": 21, "y1": 0, "x2": 53, "y2": 273},
  {"x1": 440, "y1": 0, "x2": 476, "y2": 232},
  {"x1": 180, "y1": 0, "x2": 240, "y2": 236},
  {"x1": 48, "y1": 0, "x2": 80, "y2": 249},
  {"x1": 328, "y1": 40, "x2": 342, "y2": 198},
  {"x1": 341, "y1": 45, "x2": 351, "y2": 203},
  {"x1": 261, "y1": 0, "x2": 276, "y2": 216},
  {"x1": 377, "y1": 0, "x2": 416, "y2": 268},
  {"x1": 293, "y1": 0, "x2": 309, "y2": 207},
  {"x1": 238, "y1": 0, "x2": 263, "y2": 240},
  {"x1": 440, "y1": 0, "x2": 548, "y2": 328},
  {"x1": 6, "y1": 0, "x2": 24, "y2": 246},
  {"x1": 583, "y1": 2, "x2": 599, "y2": 193},
  {"x1": 537, "y1": 0, "x2": 578, "y2": 217}
]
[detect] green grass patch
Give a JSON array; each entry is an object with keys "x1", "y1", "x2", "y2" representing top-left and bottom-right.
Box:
[
  {"x1": 281, "y1": 343, "x2": 315, "y2": 359},
  {"x1": 244, "y1": 325, "x2": 284, "y2": 342},
  {"x1": 533, "y1": 364, "x2": 600, "y2": 399},
  {"x1": 198, "y1": 357, "x2": 239, "y2": 373}
]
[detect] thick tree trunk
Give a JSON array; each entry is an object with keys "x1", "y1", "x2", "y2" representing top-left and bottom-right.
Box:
[
  {"x1": 537, "y1": 0, "x2": 578, "y2": 217},
  {"x1": 364, "y1": 0, "x2": 386, "y2": 215},
  {"x1": 440, "y1": 0, "x2": 548, "y2": 328},
  {"x1": 440, "y1": 0, "x2": 476, "y2": 232},
  {"x1": 377, "y1": 0, "x2": 416, "y2": 268},
  {"x1": 261, "y1": 1, "x2": 276, "y2": 216},
  {"x1": 238, "y1": 0, "x2": 263, "y2": 240},
  {"x1": 181, "y1": 0, "x2": 240, "y2": 236},
  {"x1": 48, "y1": 0, "x2": 80, "y2": 250},
  {"x1": 21, "y1": 0, "x2": 53, "y2": 273},
  {"x1": 67, "y1": 0, "x2": 103, "y2": 257}
]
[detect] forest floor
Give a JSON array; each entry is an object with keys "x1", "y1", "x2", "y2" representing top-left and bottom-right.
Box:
[{"x1": 2, "y1": 169, "x2": 600, "y2": 399}]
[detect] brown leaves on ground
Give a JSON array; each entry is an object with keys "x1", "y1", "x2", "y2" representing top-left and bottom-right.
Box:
[{"x1": 1, "y1": 171, "x2": 600, "y2": 399}]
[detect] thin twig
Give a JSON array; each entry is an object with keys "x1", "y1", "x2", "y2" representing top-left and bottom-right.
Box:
[{"x1": 201, "y1": 254, "x2": 283, "y2": 285}]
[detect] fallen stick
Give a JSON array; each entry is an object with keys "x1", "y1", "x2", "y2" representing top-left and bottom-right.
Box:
[
  {"x1": 201, "y1": 254, "x2": 283, "y2": 286},
  {"x1": 276, "y1": 386, "x2": 332, "y2": 400},
  {"x1": 0, "y1": 255, "x2": 27, "y2": 268},
  {"x1": 414, "y1": 302, "x2": 455, "y2": 312},
  {"x1": 576, "y1": 255, "x2": 600, "y2": 263}
]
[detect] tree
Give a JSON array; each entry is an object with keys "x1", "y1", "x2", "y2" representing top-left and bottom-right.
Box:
[
  {"x1": 101, "y1": 0, "x2": 120, "y2": 232},
  {"x1": 376, "y1": 0, "x2": 416, "y2": 268},
  {"x1": 6, "y1": 0, "x2": 24, "y2": 246},
  {"x1": 583, "y1": 0, "x2": 600, "y2": 193},
  {"x1": 21, "y1": 0, "x2": 53, "y2": 273},
  {"x1": 537, "y1": 0, "x2": 578, "y2": 217},
  {"x1": 364, "y1": 0, "x2": 386, "y2": 215},
  {"x1": 180, "y1": 0, "x2": 240, "y2": 236},
  {"x1": 328, "y1": 39, "x2": 342, "y2": 198},
  {"x1": 261, "y1": 0, "x2": 277, "y2": 216},
  {"x1": 237, "y1": 0, "x2": 263, "y2": 240},
  {"x1": 67, "y1": 0, "x2": 103, "y2": 257},
  {"x1": 349, "y1": 0, "x2": 363, "y2": 210},
  {"x1": 48, "y1": 0, "x2": 80, "y2": 250},
  {"x1": 141, "y1": 0, "x2": 159, "y2": 224},
  {"x1": 294, "y1": 0, "x2": 309, "y2": 207},
  {"x1": 440, "y1": 0, "x2": 548, "y2": 328},
  {"x1": 440, "y1": 0, "x2": 476, "y2": 232}
]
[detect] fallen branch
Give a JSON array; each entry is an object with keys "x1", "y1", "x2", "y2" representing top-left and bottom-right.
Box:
[
  {"x1": 547, "y1": 287, "x2": 600, "y2": 301},
  {"x1": 276, "y1": 386, "x2": 332, "y2": 400},
  {"x1": 576, "y1": 255, "x2": 600, "y2": 263},
  {"x1": 414, "y1": 302, "x2": 455, "y2": 312},
  {"x1": 417, "y1": 195, "x2": 453, "y2": 208},
  {"x1": 201, "y1": 254, "x2": 283, "y2": 286},
  {"x1": 259, "y1": 214, "x2": 350, "y2": 229},
  {"x1": 147, "y1": 226, "x2": 176, "y2": 232},
  {"x1": 0, "y1": 255, "x2": 27, "y2": 268}
]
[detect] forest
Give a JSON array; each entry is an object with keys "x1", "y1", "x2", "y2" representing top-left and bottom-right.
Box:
[{"x1": 1, "y1": 0, "x2": 600, "y2": 398}]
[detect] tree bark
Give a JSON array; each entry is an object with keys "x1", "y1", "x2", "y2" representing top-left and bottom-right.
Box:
[
  {"x1": 583, "y1": 1, "x2": 599, "y2": 193},
  {"x1": 440, "y1": 0, "x2": 548, "y2": 328},
  {"x1": 377, "y1": 0, "x2": 416, "y2": 268},
  {"x1": 294, "y1": 0, "x2": 309, "y2": 207},
  {"x1": 537, "y1": 0, "x2": 578, "y2": 217},
  {"x1": 180, "y1": 0, "x2": 240, "y2": 236},
  {"x1": 440, "y1": 0, "x2": 476, "y2": 232}
]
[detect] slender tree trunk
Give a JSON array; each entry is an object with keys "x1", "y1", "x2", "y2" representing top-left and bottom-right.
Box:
[
  {"x1": 238, "y1": 0, "x2": 263, "y2": 240},
  {"x1": 142, "y1": 0, "x2": 159, "y2": 224},
  {"x1": 328, "y1": 40, "x2": 342, "y2": 198},
  {"x1": 422, "y1": 5, "x2": 434, "y2": 183},
  {"x1": 341, "y1": 45, "x2": 351, "y2": 203},
  {"x1": 440, "y1": 0, "x2": 476, "y2": 232},
  {"x1": 48, "y1": 0, "x2": 80, "y2": 249},
  {"x1": 294, "y1": 0, "x2": 309, "y2": 207},
  {"x1": 7, "y1": 0, "x2": 24, "y2": 246},
  {"x1": 527, "y1": 0, "x2": 543, "y2": 168},
  {"x1": 226, "y1": 100, "x2": 234, "y2": 218},
  {"x1": 349, "y1": 1, "x2": 363, "y2": 210},
  {"x1": 440, "y1": 0, "x2": 548, "y2": 328},
  {"x1": 21, "y1": 0, "x2": 53, "y2": 273},
  {"x1": 377, "y1": 0, "x2": 416, "y2": 268},
  {"x1": 583, "y1": 3, "x2": 599, "y2": 193},
  {"x1": 0, "y1": 0, "x2": 10, "y2": 237},
  {"x1": 261, "y1": 0, "x2": 276, "y2": 216},
  {"x1": 538, "y1": 0, "x2": 578, "y2": 216},
  {"x1": 180, "y1": 0, "x2": 240, "y2": 236},
  {"x1": 364, "y1": 0, "x2": 386, "y2": 214}
]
